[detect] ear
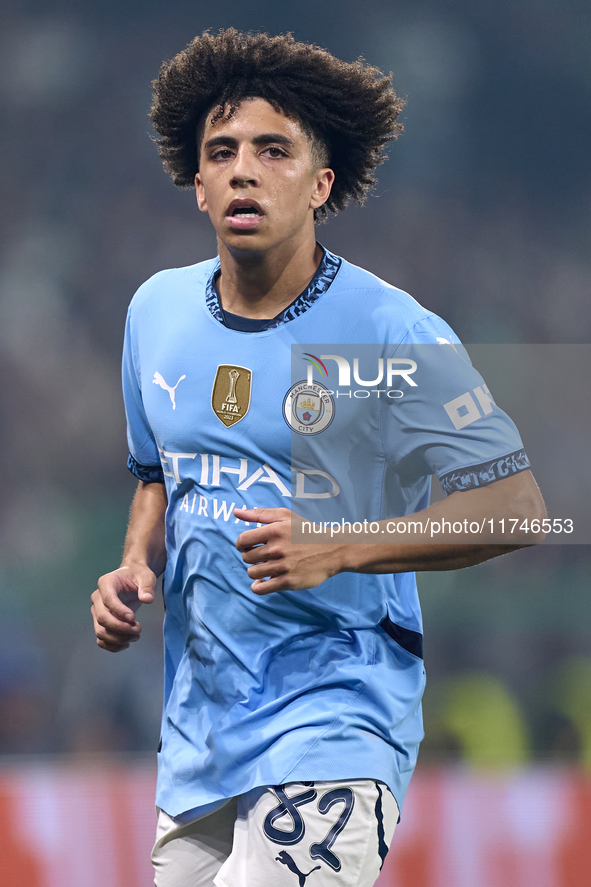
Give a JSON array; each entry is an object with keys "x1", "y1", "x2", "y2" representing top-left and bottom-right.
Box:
[
  {"x1": 195, "y1": 173, "x2": 208, "y2": 213},
  {"x1": 309, "y1": 168, "x2": 335, "y2": 211}
]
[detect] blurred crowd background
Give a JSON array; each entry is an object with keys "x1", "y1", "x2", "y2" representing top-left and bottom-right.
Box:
[{"x1": 0, "y1": 0, "x2": 589, "y2": 767}]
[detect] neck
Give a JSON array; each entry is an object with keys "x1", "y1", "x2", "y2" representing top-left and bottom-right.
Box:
[{"x1": 216, "y1": 233, "x2": 323, "y2": 319}]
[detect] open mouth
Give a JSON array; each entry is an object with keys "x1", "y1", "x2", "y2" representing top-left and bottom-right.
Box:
[
  {"x1": 226, "y1": 199, "x2": 264, "y2": 217},
  {"x1": 231, "y1": 207, "x2": 261, "y2": 217},
  {"x1": 226, "y1": 200, "x2": 265, "y2": 230}
]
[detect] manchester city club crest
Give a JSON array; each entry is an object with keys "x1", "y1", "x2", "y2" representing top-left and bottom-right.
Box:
[
  {"x1": 211, "y1": 364, "x2": 252, "y2": 427},
  {"x1": 283, "y1": 380, "x2": 335, "y2": 435}
]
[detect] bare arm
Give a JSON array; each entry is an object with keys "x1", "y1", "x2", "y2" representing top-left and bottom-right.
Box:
[
  {"x1": 91, "y1": 480, "x2": 167, "y2": 652},
  {"x1": 339, "y1": 469, "x2": 546, "y2": 573},
  {"x1": 235, "y1": 470, "x2": 547, "y2": 594}
]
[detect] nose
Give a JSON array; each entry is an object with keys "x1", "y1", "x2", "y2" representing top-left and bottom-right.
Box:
[{"x1": 230, "y1": 145, "x2": 259, "y2": 187}]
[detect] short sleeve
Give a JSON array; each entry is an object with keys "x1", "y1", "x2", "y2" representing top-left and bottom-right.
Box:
[
  {"x1": 382, "y1": 315, "x2": 530, "y2": 493},
  {"x1": 122, "y1": 306, "x2": 164, "y2": 483}
]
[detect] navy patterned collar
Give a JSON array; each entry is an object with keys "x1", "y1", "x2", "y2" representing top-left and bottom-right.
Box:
[{"x1": 205, "y1": 246, "x2": 342, "y2": 330}]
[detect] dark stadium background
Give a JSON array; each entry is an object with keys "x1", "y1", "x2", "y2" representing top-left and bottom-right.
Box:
[{"x1": 0, "y1": 0, "x2": 589, "y2": 882}]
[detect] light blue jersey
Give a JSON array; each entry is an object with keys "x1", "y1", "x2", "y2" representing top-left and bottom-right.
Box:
[{"x1": 123, "y1": 248, "x2": 528, "y2": 817}]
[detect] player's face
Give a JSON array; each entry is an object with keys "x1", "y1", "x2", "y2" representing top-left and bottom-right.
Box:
[{"x1": 195, "y1": 98, "x2": 334, "y2": 255}]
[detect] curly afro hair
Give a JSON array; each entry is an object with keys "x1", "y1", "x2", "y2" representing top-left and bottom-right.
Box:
[{"x1": 150, "y1": 29, "x2": 404, "y2": 221}]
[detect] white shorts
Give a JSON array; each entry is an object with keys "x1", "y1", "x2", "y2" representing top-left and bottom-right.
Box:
[{"x1": 152, "y1": 779, "x2": 398, "y2": 887}]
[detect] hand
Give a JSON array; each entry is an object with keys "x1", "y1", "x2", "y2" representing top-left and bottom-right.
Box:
[
  {"x1": 234, "y1": 507, "x2": 344, "y2": 594},
  {"x1": 91, "y1": 563, "x2": 157, "y2": 652}
]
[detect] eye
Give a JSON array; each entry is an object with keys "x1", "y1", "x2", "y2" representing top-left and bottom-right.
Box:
[
  {"x1": 210, "y1": 148, "x2": 234, "y2": 161},
  {"x1": 264, "y1": 146, "x2": 288, "y2": 158}
]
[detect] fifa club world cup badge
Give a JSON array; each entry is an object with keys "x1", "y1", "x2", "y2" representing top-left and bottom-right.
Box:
[
  {"x1": 283, "y1": 380, "x2": 335, "y2": 435},
  {"x1": 211, "y1": 365, "x2": 252, "y2": 427}
]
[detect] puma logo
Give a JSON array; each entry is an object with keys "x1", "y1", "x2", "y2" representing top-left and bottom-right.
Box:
[
  {"x1": 275, "y1": 851, "x2": 320, "y2": 886},
  {"x1": 152, "y1": 372, "x2": 186, "y2": 410}
]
